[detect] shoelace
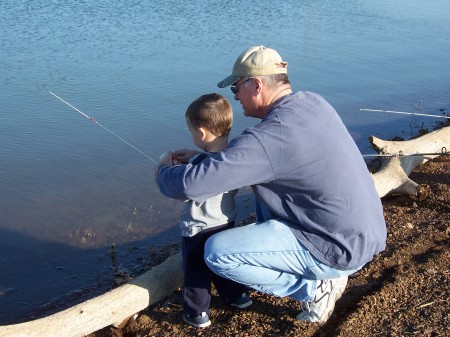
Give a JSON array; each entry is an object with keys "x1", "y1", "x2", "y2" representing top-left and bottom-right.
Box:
[{"x1": 301, "y1": 301, "x2": 311, "y2": 313}]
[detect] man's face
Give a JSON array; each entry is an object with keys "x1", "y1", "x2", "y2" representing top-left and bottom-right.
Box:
[{"x1": 232, "y1": 77, "x2": 259, "y2": 118}]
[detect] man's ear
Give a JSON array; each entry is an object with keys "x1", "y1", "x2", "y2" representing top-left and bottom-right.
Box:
[{"x1": 254, "y1": 77, "x2": 263, "y2": 92}]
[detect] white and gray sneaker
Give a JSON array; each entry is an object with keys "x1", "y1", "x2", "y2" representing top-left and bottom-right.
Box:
[{"x1": 296, "y1": 277, "x2": 348, "y2": 325}]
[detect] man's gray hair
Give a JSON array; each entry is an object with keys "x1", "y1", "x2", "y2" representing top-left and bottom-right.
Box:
[{"x1": 259, "y1": 74, "x2": 290, "y2": 90}]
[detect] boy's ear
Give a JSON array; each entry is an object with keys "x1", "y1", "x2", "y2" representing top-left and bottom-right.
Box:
[{"x1": 198, "y1": 127, "x2": 207, "y2": 141}]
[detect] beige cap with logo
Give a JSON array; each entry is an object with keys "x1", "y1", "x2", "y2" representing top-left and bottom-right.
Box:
[{"x1": 217, "y1": 45, "x2": 288, "y2": 88}]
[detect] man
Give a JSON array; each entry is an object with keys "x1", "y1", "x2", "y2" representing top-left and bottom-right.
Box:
[{"x1": 156, "y1": 45, "x2": 386, "y2": 324}]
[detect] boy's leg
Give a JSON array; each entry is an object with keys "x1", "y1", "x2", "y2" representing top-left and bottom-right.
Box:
[
  {"x1": 182, "y1": 223, "x2": 246, "y2": 319},
  {"x1": 206, "y1": 226, "x2": 252, "y2": 308},
  {"x1": 182, "y1": 233, "x2": 213, "y2": 317},
  {"x1": 211, "y1": 272, "x2": 250, "y2": 306}
]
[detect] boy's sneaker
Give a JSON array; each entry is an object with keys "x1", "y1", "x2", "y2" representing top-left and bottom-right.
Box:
[
  {"x1": 296, "y1": 277, "x2": 348, "y2": 325},
  {"x1": 183, "y1": 312, "x2": 211, "y2": 328},
  {"x1": 230, "y1": 293, "x2": 253, "y2": 309}
]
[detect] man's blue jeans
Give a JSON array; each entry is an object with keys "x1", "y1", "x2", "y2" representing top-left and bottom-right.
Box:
[{"x1": 204, "y1": 219, "x2": 361, "y2": 302}]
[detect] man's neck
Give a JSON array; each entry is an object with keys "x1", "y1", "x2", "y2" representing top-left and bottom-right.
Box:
[
  {"x1": 268, "y1": 83, "x2": 293, "y2": 105},
  {"x1": 259, "y1": 83, "x2": 293, "y2": 117}
]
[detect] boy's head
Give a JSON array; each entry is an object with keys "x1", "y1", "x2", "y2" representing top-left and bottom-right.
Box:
[{"x1": 185, "y1": 93, "x2": 233, "y2": 138}]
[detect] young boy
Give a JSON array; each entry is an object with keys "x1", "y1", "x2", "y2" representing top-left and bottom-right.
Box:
[{"x1": 156, "y1": 93, "x2": 252, "y2": 328}]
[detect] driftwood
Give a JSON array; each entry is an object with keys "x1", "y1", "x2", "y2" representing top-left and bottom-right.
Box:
[
  {"x1": 0, "y1": 253, "x2": 183, "y2": 337},
  {"x1": 370, "y1": 126, "x2": 449, "y2": 197}
]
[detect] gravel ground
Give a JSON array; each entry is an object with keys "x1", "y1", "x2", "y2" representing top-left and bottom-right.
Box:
[{"x1": 88, "y1": 153, "x2": 449, "y2": 337}]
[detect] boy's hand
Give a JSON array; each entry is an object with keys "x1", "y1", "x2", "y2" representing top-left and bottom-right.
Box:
[
  {"x1": 159, "y1": 151, "x2": 175, "y2": 165},
  {"x1": 154, "y1": 151, "x2": 175, "y2": 176}
]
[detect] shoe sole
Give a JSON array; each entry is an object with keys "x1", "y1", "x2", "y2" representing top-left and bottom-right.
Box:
[
  {"x1": 183, "y1": 316, "x2": 211, "y2": 328},
  {"x1": 230, "y1": 299, "x2": 253, "y2": 309}
]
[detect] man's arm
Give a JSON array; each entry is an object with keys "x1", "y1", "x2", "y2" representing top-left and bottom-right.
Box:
[
  {"x1": 173, "y1": 148, "x2": 201, "y2": 164},
  {"x1": 155, "y1": 134, "x2": 274, "y2": 203}
]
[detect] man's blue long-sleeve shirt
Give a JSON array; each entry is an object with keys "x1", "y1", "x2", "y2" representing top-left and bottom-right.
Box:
[{"x1": 156, "y1": 91, "x2": 387, "y2": 270}]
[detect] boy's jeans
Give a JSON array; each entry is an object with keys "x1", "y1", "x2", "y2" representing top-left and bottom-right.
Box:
[{"x1": 204, "y1": 219, "x2": 361, "y2": 302}]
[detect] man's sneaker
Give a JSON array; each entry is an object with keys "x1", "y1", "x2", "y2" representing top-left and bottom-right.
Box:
[
  {"x1": 230, "y1": 293, "x2": 253, "y2": 309},
  {"x1": 296, "y1": 277, "x2": 348, "y2": 325},
  {"x1": 183, "y1": 312, "x2": 211, "y2": 328}
]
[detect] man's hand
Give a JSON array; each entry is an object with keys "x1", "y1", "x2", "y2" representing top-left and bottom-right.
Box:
[
  {"x1": 154, "y1": 149, "x2": 201, "y2": 177},
  {"x1": 172, "y1": 149, "x2": 201, "y2": 164}
]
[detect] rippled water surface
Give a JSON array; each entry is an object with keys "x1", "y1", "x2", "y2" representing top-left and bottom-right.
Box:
[{"x1": 1, "y1": 0, "x2": 449, "y2": 324}]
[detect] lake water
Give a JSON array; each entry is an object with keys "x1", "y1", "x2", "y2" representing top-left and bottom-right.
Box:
[{"x1": 1, "y1": 0, "x2": 449, "y2": 324}]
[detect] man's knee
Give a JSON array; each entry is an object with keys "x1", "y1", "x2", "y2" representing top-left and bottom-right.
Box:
[
  {"x1": 204, "y1": 233, "x2": 221, "y2": 269},
  {"x1": 204, "y1": 231, "x2": 236, "y2": 274}
]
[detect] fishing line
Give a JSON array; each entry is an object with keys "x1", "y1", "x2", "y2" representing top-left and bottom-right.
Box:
[
  {"x1": 359, "y1": 108, "x2": 449, "y2": 158},
  {"x1": 48, "y1": 90, "x2": 158, "y2": 164},
  {"x1": 362, "y1": 147, "x2": 448, "y2": 158},
  {"x1": 360, "y1": 108, "x2": 450, "y2": 119}
]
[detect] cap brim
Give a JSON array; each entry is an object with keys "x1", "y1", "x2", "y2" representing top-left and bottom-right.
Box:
[{"x1": 217, "y1": 74, "x2": 240, "y2": 88}]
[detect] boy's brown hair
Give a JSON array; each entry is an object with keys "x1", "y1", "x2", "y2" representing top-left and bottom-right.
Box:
[{"x1": 185, "y1": 93, "x2": 233, "y2": 137}]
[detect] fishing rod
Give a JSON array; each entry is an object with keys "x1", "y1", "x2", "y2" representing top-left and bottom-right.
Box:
[
  {"x1": 362, "y1": 147, "x2": 448, "y2": 158},
  {"x1": 360, "y1": 108, "x2": 450, "y2": 119},
  {"x1": 48, "y1": 90, "x2": 158, "y2": 164}
]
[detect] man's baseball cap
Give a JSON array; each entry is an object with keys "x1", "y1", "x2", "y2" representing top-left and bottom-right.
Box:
[{"x1": 217, "y1": 45, "x2": 288, "y2": 88}]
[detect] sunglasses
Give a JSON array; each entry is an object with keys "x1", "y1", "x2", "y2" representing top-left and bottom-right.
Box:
[{"x1": 231, "y1": 78, "x2": 253, "y2": 94}]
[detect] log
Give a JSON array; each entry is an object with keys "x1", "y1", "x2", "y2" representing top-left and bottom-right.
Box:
[
  {"x1": 0, "y1": 253, "x2": 183, "y2": 337},
  {"x1": 371, "y1": 155, "x2": 422, "y2": 197},
  {"x1": 370, "y1": 126, "x2": 450, "y2": 160},
  {"x1": 370, "y1": 126, "x2": 449, "y2": 197}
]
